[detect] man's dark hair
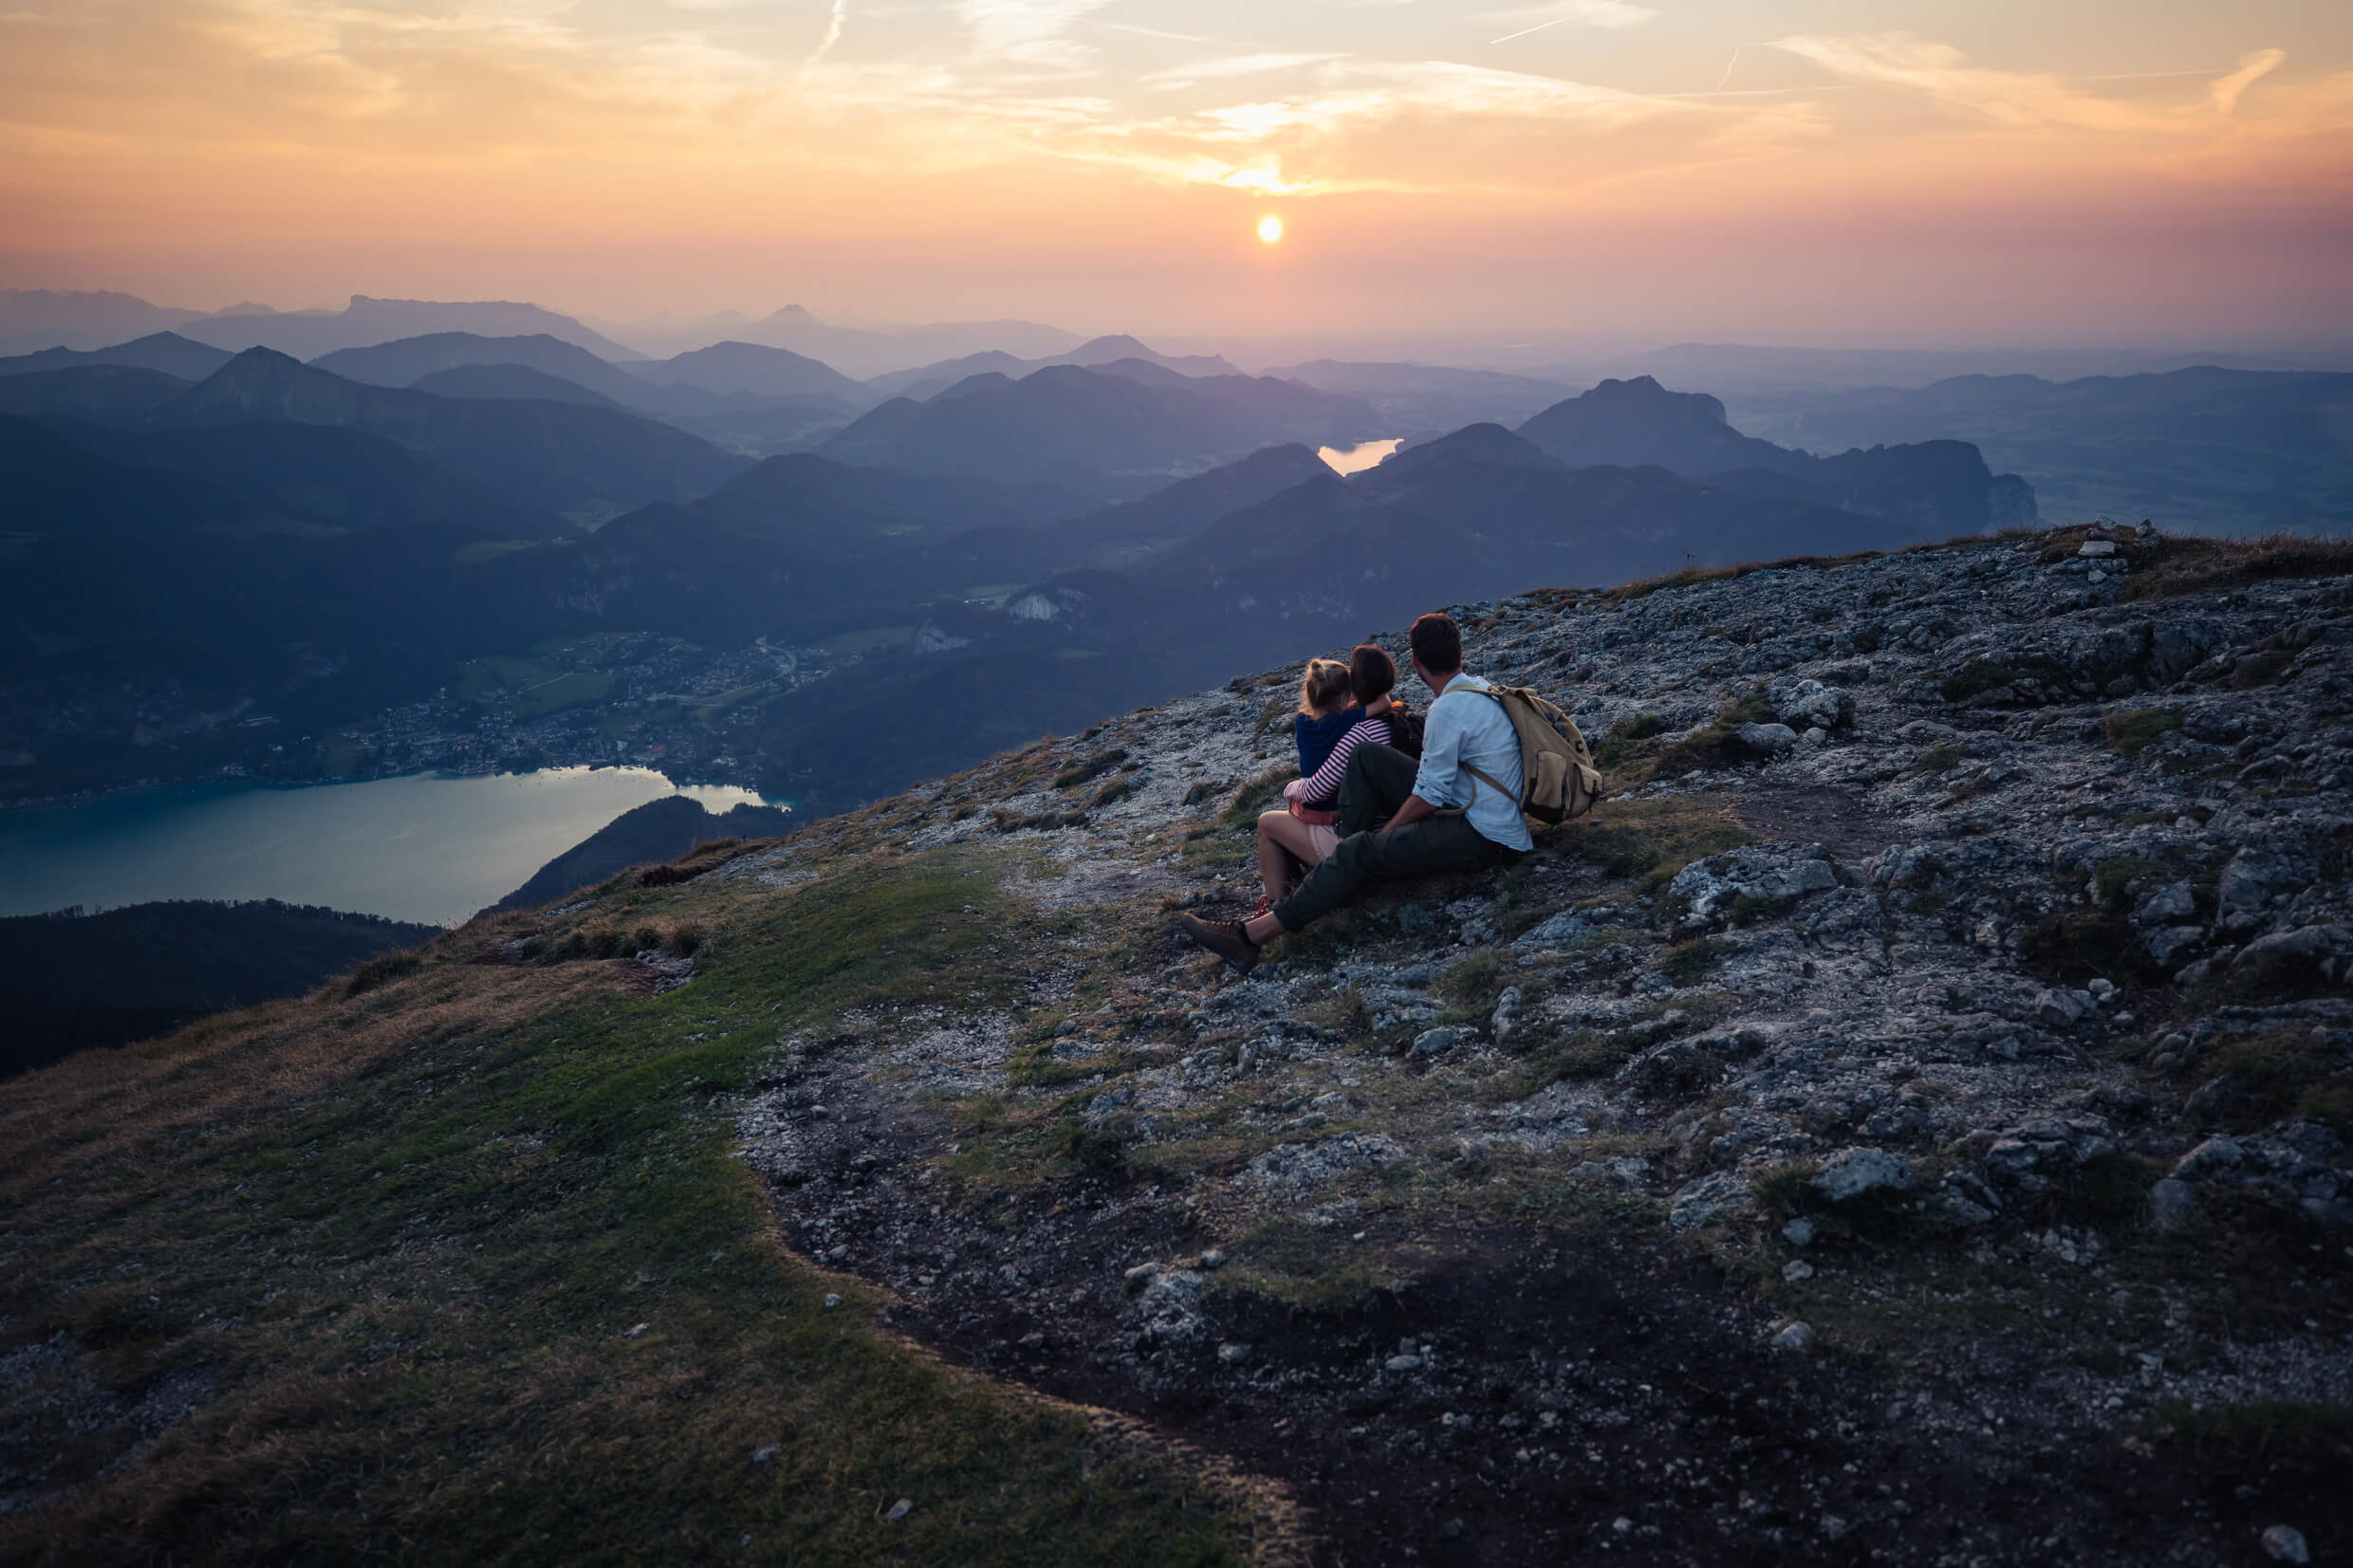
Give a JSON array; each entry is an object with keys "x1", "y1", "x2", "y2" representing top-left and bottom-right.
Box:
[
  {"x1": 1349, "y1": 643, "x2": 1397, "y2": 703},
  {"x1": 1409, "y1": 613, "x2": 1462, "y2": 676}
]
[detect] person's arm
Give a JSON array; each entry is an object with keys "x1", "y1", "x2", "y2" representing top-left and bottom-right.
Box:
[
  {"x1": 1380, "y1": 793, "x2": 1439, "y2": 833},
  {"x1": 1287, "y1": 717, "x2": 1380, "y2": 802},
  {"x1": 1409, "y1": 688, "x2": 1465, "y2": 806}
]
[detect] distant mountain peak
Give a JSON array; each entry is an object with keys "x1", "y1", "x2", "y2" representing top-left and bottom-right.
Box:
[
  {"x1": 1582, "y1": 375, "x2": 1729, "y2": 424},
  {"x1": 1371, "y1": 421, "x2": 1559, "y2": 480}
]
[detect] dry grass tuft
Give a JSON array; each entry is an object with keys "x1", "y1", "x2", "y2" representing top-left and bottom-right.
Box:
[{"x1": 2120, "y1": 530, "x2": 2353, "y2": 601}]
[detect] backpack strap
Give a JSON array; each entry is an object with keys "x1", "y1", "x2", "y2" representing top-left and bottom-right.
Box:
[
  {"x1": 1461, "y1": 761, "x2": 1512, "y2": 807},
  {"x1": 1433, "y1": 682, "x2": 1516, "y2": 813}
]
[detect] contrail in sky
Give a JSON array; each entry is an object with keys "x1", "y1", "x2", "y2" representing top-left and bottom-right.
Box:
[
  {"x1": 1715, "y1": 46, "x2": 1740, "y2": 90},
  {"x1": 809, "y1": 0, "x2": 846, "y2": 65}
]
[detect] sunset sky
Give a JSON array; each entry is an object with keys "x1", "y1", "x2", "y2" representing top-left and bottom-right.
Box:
[{"x1": 3, "y1": 0, "x2": 2349, "y2": 346}]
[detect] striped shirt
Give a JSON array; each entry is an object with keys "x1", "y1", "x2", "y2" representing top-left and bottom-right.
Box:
[{"x1": 1285, "y1": 715, "x2": 1394, "y2": 807}]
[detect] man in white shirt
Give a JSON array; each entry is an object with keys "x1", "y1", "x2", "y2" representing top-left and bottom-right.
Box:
[{"x1": 1180, "y1": 612, "x2": 1527, "y2": 974}]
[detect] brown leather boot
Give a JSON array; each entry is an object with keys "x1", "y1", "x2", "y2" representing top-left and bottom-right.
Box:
[{"x1": 1176, "y1": 913, "x2": 1260, "y2": 975}]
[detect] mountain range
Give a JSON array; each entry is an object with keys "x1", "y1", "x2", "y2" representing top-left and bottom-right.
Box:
[
  {"x1": 311, "y1": 332, "x2": 871, "y2": 413},
  {"x1": 0, "y1": 328, "x2": 2084, "y2": 815},
  {"x1": 867, "y1": 335, "x2": 1245, "y2": 401},
  {"x1": 26, "y1": 346, "x2": 754, "y2": 517},
  {"x1": 1515, "y1": 376, "x2": 2037, "y2": 535},
  {"x1": 1262, "y1": 360, "x2": 1577, "y2": 435},
  {"x1": 821, "y1": 362, "x2": 1381, "y2": 497},
  {"x1": 586, "y1": 303, "x2": 1086, "y2": 373},
  {"x1": 1733, "y1": 365, "x2": 2353, "y2": 533}
]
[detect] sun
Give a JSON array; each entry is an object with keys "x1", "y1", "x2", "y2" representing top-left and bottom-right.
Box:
[{"x1": 1256, "y1": 213, "x2": 1285, "y2": 245}]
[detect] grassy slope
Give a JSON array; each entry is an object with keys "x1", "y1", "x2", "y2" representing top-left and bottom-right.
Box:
[
  {"x1": 0, "y1": 835, "x2": 1280, "y2": 1564},
  {"x1": 12, "y1": 526, "x2": 2349, "y2": 1561}
]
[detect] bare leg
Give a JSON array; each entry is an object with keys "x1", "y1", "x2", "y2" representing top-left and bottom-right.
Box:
[{"x1": 1254, "y1": 809, "x2": 1329, "y2": 903}]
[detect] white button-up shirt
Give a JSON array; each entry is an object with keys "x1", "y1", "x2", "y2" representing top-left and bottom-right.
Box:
[{"x1": 1412, "y1": 672, "x2": 1531, "y2": 852}]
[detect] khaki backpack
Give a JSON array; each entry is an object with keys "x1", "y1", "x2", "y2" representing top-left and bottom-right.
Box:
[{"x1": 1452, "y1": 684, "x2": 1606, "y2": 825}]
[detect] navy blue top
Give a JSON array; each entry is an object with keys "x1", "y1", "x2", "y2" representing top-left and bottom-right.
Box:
[{"x1": 1293, "y1": 704, "x2": 1365, "y2": 778}]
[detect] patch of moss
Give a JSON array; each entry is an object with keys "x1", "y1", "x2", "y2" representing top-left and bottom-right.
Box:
[
  {"x1": 2206, "y1": 1031, "x2": 2353, "y2": 1134},
  {"x1": 2017, "y1": 911, "x2": 2161, "y2": 986},
  {"x1": 2092, "y1": 855, "x2": 2170, "y2": 907},
  {"x1": 1658, "y1": 937, "x2": 1729, "y2": 987},
  {"x1": 1940, "y1": 660, "x2": 2018, "y2": 702},
  {"x1": 1560, "y1": 797, "x2": 1753, "y2": 890},
  {"x1": 2103, "y1": 709, "x2": 2182, "y2": 757}
]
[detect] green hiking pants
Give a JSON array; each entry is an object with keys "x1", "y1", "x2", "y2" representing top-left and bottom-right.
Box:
[{"x1": 1271, "y1": 742, "x2": 1522, "y2": 932}]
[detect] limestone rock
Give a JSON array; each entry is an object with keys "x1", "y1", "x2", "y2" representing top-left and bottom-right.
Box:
[
  {"x1": 1413, "y1": 1025, "x2": 1470, "y2": 1056},
  {"x1": 1668, "y1": 1171, "x2": 1753, "y2": 1231},
  {"x1": 1243, "y1": 1133, "x2": 1407, "y2": 1190},
  {"x1": 1811, "y1": 1147, "x2": 1915, "y2": 1203},
  {"x1": 2261, "y1": 1524, "x2": 2310, "y2": 1564},
  {"x1": 1769, "y1": 677, "x2": 1855, "y2": 731}
]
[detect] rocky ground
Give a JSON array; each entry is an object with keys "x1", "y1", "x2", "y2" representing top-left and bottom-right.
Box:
[{"x1": 721, "y1": 523, "x2": 2352, "y2": 1567}]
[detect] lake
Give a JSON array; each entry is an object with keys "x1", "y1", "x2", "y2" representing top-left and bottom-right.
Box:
[
  {"x1": 1318, "y1": 437, "x2": 1402, "y2": 476},
  {"x1": 0, "y1": 768, "x2": 782, "y2": 928}
]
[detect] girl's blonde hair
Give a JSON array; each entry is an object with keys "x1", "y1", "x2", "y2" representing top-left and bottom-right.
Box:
[{"x1": 1299, "y1": 658, "x2": 1352, "y2": 717}]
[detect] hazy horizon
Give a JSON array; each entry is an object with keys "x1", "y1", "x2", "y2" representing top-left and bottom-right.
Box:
[{"x1": 4, "y1": 1, "x2": 2348, "y2": 349}]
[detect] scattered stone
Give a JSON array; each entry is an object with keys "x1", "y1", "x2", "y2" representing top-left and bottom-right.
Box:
[
  {"x1": 1413, "y1": 1025, "x2": 1469, "y2": 1056},
  {"x1": 2261, "y1": 1523, "x2": 2310, "y2": 1563},
  {"x1": 1783, "y1": 1260, "x2": 1815, "y2": 1282},
  {"x1": 823, "y1": 1294, "x2": 842, "y2": 1309},
  {"x1": 1738, "y1": 722, "x2": 1800, "y2": 756},
  {"x1": 2233, "y1": 923, "x2": 2350, "y2": 975},
  {"x1": 1199, "y1": 1248, "x2": 1227, "y2": 1270},
  {"x1": 1491, "y1": 986, "x2": 1523, "y2": 1042},
  {"x1": 2133, "y1": 882, "x2": 2197, "y2": 925},
  {"x1": 1811, "y1": 1147, "x2": 1915, "y2": 1202},
  {"x1": 1217, "y1": 1341, "x2": 1253, "y2": 1367},
  {"x1": 1244, "y1": 1134, "x2": 1408, "y2": 1190},
  {"x1": 1782, "y1": 1216, "x2": 1817, "y2": 1247},
  {"x1": 2033, "y1": 988, "x2": 2088, "y2": 1028},
  {"x1": 1770, "y1": 1321, "x2": 1814, "y2": 1353},
  {"x1": 1769, "y1": 677, "x2": 1855, "y2": 731},
  {"x1": 1669, "y1": 1171, "x2": 1753, "y2": 1231},
  {"x1": 624, "y1": 1322, "x2": 650, "y2": 1339},
  {"x1": 1384, "y1": 1354, "x2": 1425, "y2": 1374},
  {"x1": 2172, "y1": 1134, "x2": 2245, "y2": 1179},
  {"x1": 885, "y1": 1499, "x2": 913, "y2": 1522},
  {"x1": 751, "y1": 1444, "x2": 780, "y2": 1464}
]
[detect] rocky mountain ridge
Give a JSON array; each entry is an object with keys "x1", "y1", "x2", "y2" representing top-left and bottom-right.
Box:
[
  {"x1": 700, "y1": 520, "x2": 2351, "y2": 1564},
  {"x1": 6, "y1": 519, "x2": 2350, "y2": 1565}
]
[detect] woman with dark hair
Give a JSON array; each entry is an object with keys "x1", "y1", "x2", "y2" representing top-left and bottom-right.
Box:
[{"x1": 1248, "y1": 644, "x2": 1408, "y2": 913}]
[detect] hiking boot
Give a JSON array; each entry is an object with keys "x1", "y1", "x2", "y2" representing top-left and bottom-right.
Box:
[{"x1": 1177, "y1": 913, "x2": 1260, "y2": 975}]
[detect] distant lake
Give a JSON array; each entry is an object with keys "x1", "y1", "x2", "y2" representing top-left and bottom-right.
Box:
[
  {"x1": 0, "y1": 768, "x2": 784, "y2": 928},
  {"x1": 1318, "y1": 438, "x2": 1402, "y2": 476}
]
